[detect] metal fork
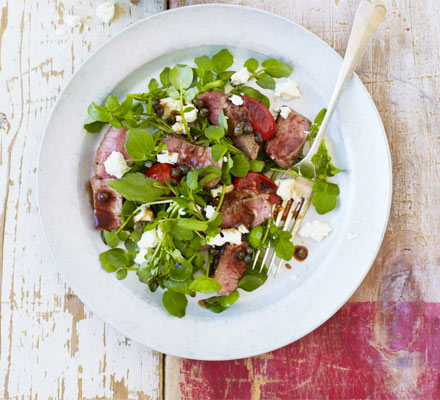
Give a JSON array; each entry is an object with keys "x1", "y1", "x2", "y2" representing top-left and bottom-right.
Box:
[{"x1": 253, "y1": 0, "x2": 386, "y2": 275}]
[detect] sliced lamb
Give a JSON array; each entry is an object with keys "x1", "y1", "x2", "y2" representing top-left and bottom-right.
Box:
[
  {"x1": 220, "y1": 189, "x2": 273, "y2": 229},
  {"x1": 196, "y1": 91, "x2": 260, "y2": 159},
  {"x1": 93, "y1": 127, "x2": 130, "y2": 179},
  {"x1": 212, "y1": 243, "x2": 248, "y2": 296},
  {"x1": 264, "y1": 109, "x2": 311, "y2": 168},
  {"x1": 162, "y1": 133, "x2": 223, "y2": 187},
  {"x1": 89, "y1": 177, "x2": 123, "y2": 230}
]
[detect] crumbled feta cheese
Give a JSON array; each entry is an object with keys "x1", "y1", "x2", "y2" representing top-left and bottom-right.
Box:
[
  {"x1": 279, "y1": 106, "x2": 292, "y2": 119},
  {"x1": 229, "y1": 94, "x2": 244, "y2": 106},
  {"x1": 204, "y1": 205, "x2": 216, "y2": 219},
  {"x1": 178, "y1": 208, "x2": 186, "y2": 216},
  {"x1": 65, "y1": 15, "x2": 82, "y2": 28},
  {"x1": 103, "y1": 151, "x2": 129, "y2": 179},
  {"x1": 237, "y1": 225, "x2": 249, "y2": 234},
  {"x1": 231, "y1": 67, "x2": 251, "y2": 85},
  {"x1": 133, "y1": 206, "x2": 154, "y2": 223},
  {"x1": 159, "y1": 98, "x2": 181, "y2": 119},
  {"x1": 208, "y1": 228, "x2": 242, "y2": 247},
  {"x1": 157, "y1": 150, "x2": 179, "y2": 164},
  {"x1": 138, "y1": 229, "x2": 159, "y2": 250},
  {"x1": 134, "y1": 249, "x2": 148, "y2": 265},
  {"x1": 176, "y1": 105, "x2": 198, "y2": 123},
  {"x1": 275, "y1": 79, "x2": 301, "y2": 100},
  {"x1": 224, "y1": 83, "x2": 233, "y2": 93},
  {"x1": 299, "y1": 220, "x2": 332, "y2": 242},
  {"x1": 96, "y1": 2, "x2": 115, "y2": 23},
  {"x1": 347, "y1": 232, "x2": 358, "y2": 240},
  {"x1": 223, "y1": 156, "x2": 228, "y2": 162},
  {"x1": 210, "y1": 185, "x2": 234, "y2": 197},
  {"x1": 276, "y1": 178, "x2": 297, "y2": 201},
  {"x1": 172, "y1": 122, "x2": 185, "y2": 134}
]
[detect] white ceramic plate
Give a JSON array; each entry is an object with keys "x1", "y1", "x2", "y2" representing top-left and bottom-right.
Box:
[{"x1": 38, "y1": 5, "x2": 391, "y2": 360}]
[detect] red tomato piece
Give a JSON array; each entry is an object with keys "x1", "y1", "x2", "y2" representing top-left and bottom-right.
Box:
[
  {"x1": 145, "y1": 163, "x2": 180, "y2": 186},
  {"x1": 242, "y1": 96, "x2": 276, "y2": 141},
  {"x1": 233, "y1": 172, "x2": 280, "y2": 205}
]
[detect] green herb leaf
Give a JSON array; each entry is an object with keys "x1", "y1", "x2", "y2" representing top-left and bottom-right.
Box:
[
  {"x1": 194, "y1": 55, "x2": 213, "y2": 71},
  {"x1": 164, "y1": 278, "x2": 193, "y2": 295},
  {"x1": 256, "y1": 73, "x2": 276, "y2": 90},
  {"x1": 160, "y1": 67, "x2": 170, "y2": 86},
  {"x1": 230, "y1": 154, "x2": 250, "y2": 177},
  {"x1": 275, "y1": 231, "x2": 295, "y2": 260},
  {"x1": 103, "y1": 230, "x2": 119, "y2": 248},
  {"x1": 202, "y1": 291, "x2": 239, "y2": 313},
  {"x1": 238, "y1": 275, "x2": 265, "y2": 292},
  {"x1": 148, "y1": 78, "x2": 159, "y2": 92},
  {"x1": 211, "y1": 48, "x2": 234, "y2": 73},
  {"x1": 169, "y1": 260, "x2": 193, "y2": 282},
  {"x1": 184, "y1": 87, "x2": 199, "y2": 102},
  {"x1": 211, "y1": 144, "x2": 228, "y2": 162},
  {"x1": 116, "y1": 268, "x2": 128, "y2": 280},
  {"x1": 311, "y1": 140, "x2": 343, "y2": 178},
  {"x1": 170, "y1": 65, "x2": 193, "y2": 90},
  {"x1": 249, "y1": 160, "x2": 265, "y2": 172},
  {"x1": 244, "y1": 58, "x2": 259, "y2": 73},
  {"x1": 167, "y1": 86, "x2": 180, "y2": 99},
  {"x1": 248, "y1": 226, "x2": 263, "y2": 248},
  {"x1": 186, "y1": 170, "x2": 199, "y2": 191},
  {"x1": 84, "y1": 120, "x2": 105, "y2": 134},
  {"x1": 218, "y1": 109, "x2": 228, "y2": 133},
  {"x1": 189, "y1": 276, "x2": 222, "y2": 294},
  {"x1": 99, "y1": 248, "x2": 129, "y2": 272},
  {"x1": 108, "y1": 173, "x2": 169, "y2": 202},
  {"x1": 162, "y1": 290, "x2": 188, "y2": 318},
  {"x1": 205, "y1": 125, "x2": 225, "y2": 142},
  {"x1": 124, "y1": 128, "x2": 154, "y2": 161},
  {"x1": 176, "y1": 218, "x2": 208, "y2": 231},
  {"x1": 262, "y1": 58, "x2": 293, "y2": 78},
  {"x1": 240, "y1": 86, "x2": 270, "y2": 108},
  {"x1": 312, "y1": 178, "x2": 340, "y2": 214},
  {"x1": 88, "y1": 103, "x2": 112, "y2": 122},
  {"x1": 105, "y1": 95, "x2": 120, "y2": 112}
]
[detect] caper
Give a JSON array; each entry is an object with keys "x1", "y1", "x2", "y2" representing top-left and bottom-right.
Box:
[
  {"x1": 245, "y1": 246, "x2": 253, "y2": 255},
  {"x1": 210, "y1": 247, "x2": 220, "y2": 256},
  {"x1": 244, "y1": 123, "x2": 254, "y2": 134},
  {"x1": 170, "y1": 179, "x2": 178, "y2": 186},
  {"x1": 244, "y1": 254, "x2": 253, "y2": 264},
  {"x1": 194, "y1": 98, "x2": 205, "y2": 109},
  {"x1": 254, "y1": 132, "x2": 263, "y2": 144},
  {"x1": 171, "y1": 168, "x2": 181, "y2": 178},
  {"x1": 155, "y1": 105, "x2": 164, "y2": 118},
  {"x1": 234, "y1": 122, "x2": 244, "y2": 136},
  {"x1": 179, "y1": 164, "x2": 190, "y2": 175},
  {"x1": 149, "y1": 281, "x2": 158, "y2": 292},
  {"x1": 151, "y1": 98, "x2": 160, "y2": 107},
  {"x1": 145, "y1": 160, "x2": 153, "y2": 168},
  {"x1": 168, "y1": 115, "x2": 176, "y2": 124},
  {"x1": 236, "y1": 250, "x2": 245, "y2": 260},
  {"x1": 97, "y1": 192, "x2": 109, "y2": 202},
  {"x1": 199, "y1": 107, "x2": 209, "y2": 118}
]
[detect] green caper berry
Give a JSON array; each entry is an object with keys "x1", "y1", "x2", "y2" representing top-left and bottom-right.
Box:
[
  {"x1": 244, "y1": 254, "x2": 253, "y2": 263},
  {"x1": 244, "y1": 124, "x2": 254, "y2": 134},
  {"x1": 199, "y1": 108, "x2": 209, "y2": 118},
  {"x1": 171, "y1": 168, "x2": 181, "y2": 178},
  {"x1": 254, "y1": 132, "x2": 263, "y2": 144},
  {"x1": 245, "y1": 246, "x2": 253, "y2": 255},
  {"x1": 194, "y1": 98, "x2": 205, "y2": 109},
  {"x1": 234, "y1": 122, "x2": 244, "y2": 136},
  {"x1": 236, "y1": 250, "x2": 245, "y2": 260}
]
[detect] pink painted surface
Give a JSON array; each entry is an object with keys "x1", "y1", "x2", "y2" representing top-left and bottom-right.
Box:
[{"x1": 175, "y1": 302, "x2": 440, "y2": 399}]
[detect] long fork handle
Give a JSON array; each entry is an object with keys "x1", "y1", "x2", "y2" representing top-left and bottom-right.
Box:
[{"x1": 302, "y1": 0, "x2": 386, "y2": 163}]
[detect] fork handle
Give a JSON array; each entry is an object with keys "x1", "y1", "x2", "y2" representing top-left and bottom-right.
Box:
[{"x1": 303, "y1": 0, "x2": 386, "y2": 161}]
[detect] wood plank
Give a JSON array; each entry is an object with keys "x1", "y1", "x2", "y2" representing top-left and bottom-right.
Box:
[
  {"x1": 0, "y1": 1, "x2": 165, "y2": 399},
  {"x1": 165, "y1": 0, "x2": 440, "y2": 398}
]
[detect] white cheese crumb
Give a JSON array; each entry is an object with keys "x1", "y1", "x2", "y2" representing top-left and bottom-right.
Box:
[
  {"x1": 208, "y1": 228, "x2": 242, "y2": 247},
  {"x1": 276, "y1": 178, "x2": 297, "y2": 201},
  {"x1": 229, "y1": 94, "x2": 244, "y2": 106},
  {"x1": 231, "y1": 67, "x2": 251, "y2": 85},
  {"x1": 171, "y1": 122, "x2": 185, "y2": 134},
  {"x1": 279, "y1": 106, "x2": 292, "y2": 119},
  {"x1": 224, "y1": 83, "x2": 233, "y2": 93},
  {"x1": 237, "y1": 225, "x2": 249, "y2": 234},
  {"x1": 96, "y1": 2, "x2": 115, "y2": 23},
  {"x1": 178, "y1": 208, "x2": 186, "y2": 216},
  {"x1": 65, "y1": 15, "x2": 82, "y2": 28},
  {"x1": 133, "y1": 206, "x2": 154, "y2": 223},
  {"x1": 103, "y1": 151, "x2": 129, "y2": 179},
  {"x1": 157, "y1": 150, "x2": 179, "y2": 164},
  {"x1": 160, "y1": 98, "x2": 181, "y2": 119},
  {"x1": 275, "y1": 79, "x2": 301, "y2": 100},
  {"x1": 204, "y1": 205, "x2": 216, "y2": 219},
  {"x1": 299, "y1": 220, "x2": 332, "y2": 242},
  {"x1": 347, "y1": 232, "x2": 358, "y2": 240},
  {"x1": 176, "y1": 105, "x2": 198, "y2": 123},
  {"x1": 223, "y1": 156, "x2": 228, "y2": 162},
  {"x1": 210, "y1": 184, "x2": 234, "y2": 197},
  {"x1": 134, "y1": 249, "x2": 148, "y2": 265}
]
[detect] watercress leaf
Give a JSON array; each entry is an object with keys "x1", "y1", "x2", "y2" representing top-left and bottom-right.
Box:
[
  {"x1": 275, "y1": 233, "x2": 294, "y2": 261},
  {"x1": 116, "y1": 268, "x2": 128, "y2": 280},
  {"x1": 84, "y1": 120, "x2": 105, "y2": 134},
  {"x1": 169, "y1": 260, "x2": 193, "y2": 282},
  {"x1": 176, "y1": 218, "x2": 208, "y2": 231},
  {"x1": 121, "y1": 201, "x2": 136, "y2": 222},
  {"x1": 238, "y1": 275, "x2": 265, "y2": 292},
  {"x1": 248, "y1": 226, "x2": 263, "y2": 248},
  {"x1": 184, "y1": 87, "x2": 199, "y2": 102},
  {"x1": 105, "y1": 95, "x2": 120, "y2": 112},
  {"x1": 194, "y1": 55, "x2": 213, "y2": 71},
  {"x1": 125, "y1": 128, "x2": 154, "y2": 161},
  {"x1": 109, "y1": 117, "x2": 122, "y2": 129},
  {"x1": 125, "y1": 239, "x2": 138, "y2": 253},
  {"x1": 88, "y1": 103, "x2": 112, "y2": 122},
  {"x1": 189, "y1": 276, "x2": 222, "y2": 294},
  {"x1": 212, "y1": 48, "x2": 233, "y2": 73},
  {"x1": 218, "y1": 71, "x2": 235, "y2": 81},
  {"x1": 108, "y1": 173, "x2": 169, "y2": 202},
  {"x1": 230, "y1": 154, "x2": 250, "y2": 177},
  {"x1": 148, "y1": 78, "x2": 159, "y2": 92},
  {"x1": 186, "y1": 170, "x2": 199, "y2": 191},
  {"x1": 218, "y1": 109, "x2": 228, "y2": 133},
  {"x1": 240, "y1": 86, "x2": 270, "y2": 108},
  {"x1": 256, "y1": 73, "x2": 276, "y2": 90},
  {"x1": 250, "y1": 160, "x2": 265, "y2": 172},
  {"x1": 170, "y1": 223, "x2": 194, "y2": 241},
  {"x1": 211, "y1": 144, "x2": 228, "y2": 163},
  {"x1": 162, "y1": 290, "x2": 188, "y2": 318},
  {"x1": 169, "y1": 65, "x2": 194, "y2": 90},
  {"x1": 205, "y1": 125, "x2": 225, "y2": 142},
  {"x1": 244, "y1": 57, "x2": 259, "y2": 73},
  {"x1": 103, "y1": 230, "x2": 119, "y2": 248},
  {"x1": 132, "y1": 102, "x2": 144, "y2": 115},
  {"x1": 262, "y1": 58, "x2": 293, "y2": 78},
  {"x1": 193, "y1": 253, "x2": 205, "y2": 269},
  {"x1": 160, "y1": 67, "x2": 170, "y2": 86},
  {"x1": 118, "y1": 230, "x2": 129, "y2": 241},
  {"x1": 167, "y1": 86, "x2": 180, "y2": 99},
  {"x1": 117, "y1": 97, "x2": 134, "y2": 117},
  {"x1": 100, "y1": 248, "x2": 129, "y2": 272},
  {"x1": 312, "y1": 178, "x2": 340, "y2": 214},
  {"x1": 202, "y1": 291, "x2": 239, "y2": 313},
  {"x1": 299, "y1": 163, "x2": 316, "y2": 180},
  {"x1": 164, "y1": 278, "x2": 193, "y2": 295}
]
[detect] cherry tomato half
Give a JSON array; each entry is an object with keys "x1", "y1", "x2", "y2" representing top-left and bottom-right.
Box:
[
  {"x1": 233, "y1": 172, "x2": 280, "y2": 205},
  {"x1": 145, "y1": 163, "x2": 180, "y2": 186},
  {"x1": 242, "y1": 96, "x2": 276, "y2": 141}
]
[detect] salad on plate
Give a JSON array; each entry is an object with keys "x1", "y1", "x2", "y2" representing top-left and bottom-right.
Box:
[{"x1": 85, "y1": 48, "x2": 342, "y2": 317}]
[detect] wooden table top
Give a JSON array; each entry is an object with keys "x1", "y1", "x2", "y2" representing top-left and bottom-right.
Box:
[{"x1": 1, "y1": 0, "x2": 439, "y2": 398}]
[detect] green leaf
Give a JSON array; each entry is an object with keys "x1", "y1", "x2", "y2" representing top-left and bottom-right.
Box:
[
  {"x1": 218, "y1": 71, "x2": 235, "y2": 81},
  {"x1": 100, "y1": 248, "x2": 129, "y2": 272},
  {"x1": 240, "y1": 86, "x2": 270, "y2": 108},
  {"x1": 88, "y1": 103, "x2": 112, "y2": 122},
  {"x1": 250, "y1": 160, "x2": 265, "y2": 172},
  {"x1": 205, "y1": 125, "x2": 225, "y2": 142},
  {"x1": 176, "y1": 218, "x2": 208, "y2": 231},
  {"x1": 189, "y1": 277, "x2": 222, "y2": 294},
  {"x1": 103, "y1": 230, "x2": 119, "y2": 248},
  {"x1": 244, "y1": 58, "x2": 259, "y2": 73},
  {"x1": 169, "y1": 65, "x2": 194, "y2": 90},
  {"x1": 164, "y1": 278, "x2": 193, "y2": 295},
  {"x1": 84, "y1": 120, "x2": 105, "y2": 134},
  {"x1": 116, "y1": 268, "x2": 128, "y2": 280},
  {"x1": 148, "y1": 78, "x2": 159, "y2": 92},
  {"x1": 167, "y1": 86, "x2": 180, "y2": 99},
  {"x1": 169, "y1": 260, "x2": 193, "y2": 282},
  {"x1": 121, "y1": 201, "x2": 136, "y2": 222},
  {"x1": 124, "y1": 128, "x2": 154, "y2": 161},
  {"x1": 256, "y1": 73, "x2": 276, "y2": 90},
  {"x1": 248, "y1": 226, "x2": 263, "y2": 248},
  {"x1": 117, "y1": 97, "x2": 134, "y2": 117},
  {"x1": 184, "y1": 87, "x2": 199, "y2": 102},
  {"x1": 311, "y1": 140, "x2": 343, "y2": 178},
  {"x1": 125, "y1": 239, "x2": 138, "y2": 253},
  {"x1": 262, "y1": 58, "x2": 293, "y2": 78},
  {"x1": 312, "y1": 178, "x2": 340, "y2": 214},
  {"x1": 162, "y1": 290, "x2": 188, "y2": 318},
  {"x1": 160, "y1": 67, "x2": 170, "y2": 86},
  {"x1": 218, "y1": 109, "x2": 228, "y2": 133},
  {"x1": 238, "y1": 275, "x2": 265, "y2": 292},
  {"x1": 230, "y1": 154, "x2": 250, "y2": 177},
  {"x1": 186, "y1": 170, "x2": 199, "y2": 191},
  {"x1": 211, "y1": 144, "x2": 228, "y2": 162},
  {"x1": 105, "y1": 95, "x2": 120, "y2": 112},
  {"x1": 275, "y1": 231, "x2": 295, "y2": 261},
  {"x1": 194, "y1": 55, "x2": 213, "y2": 71},
  {"x1": 202, "y1": 291, "x2": 239, "y2": 313},
  {"x1": 108, "y1": 173, "x2": 168, "y2": 202},
  {"x1": 211, "y1": 48, "x2": 233, "y2": 73}
]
